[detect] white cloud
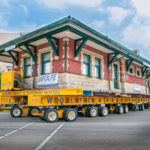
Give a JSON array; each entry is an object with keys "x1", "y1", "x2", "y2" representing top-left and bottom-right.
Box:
[
  {"x1": 20, "y1": 4, "x2": 28, "y2": 16},
  {"x1": 0, "y1": 14, "x2": 8, "y2": 28},
  {"x1": 35, "y1": 0, "x2": 103, "y2": 10},
  {"x1": 131, "y1": 0, "x2": 150, "y2": 17},
  {"x1": 122, "y1": 17, "x2": 150, "y2": 49},
  {"x1": 107, "y1": 6, "x2": 132, "y2": 26},
  {"x1": 122, "y1": 0, "x2": 150, "y2": 54},
  {"x1": 91, "y1": 20, "x2": 104, "y2": 31},
  {"x1": 0, "y1": 0, "x2": 11, "y2": 7}
]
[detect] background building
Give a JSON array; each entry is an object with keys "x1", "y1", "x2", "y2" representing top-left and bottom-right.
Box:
[{"x1": 0, "y1": 33, "x2": 21, "y2": 72}]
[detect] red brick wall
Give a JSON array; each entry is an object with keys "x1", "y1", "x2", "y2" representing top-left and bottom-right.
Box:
[
  {"x1": 83, "y1": 45, "x2": 109, "y2": 80},
  {"x1": 15, "y1": 38, "x2": 146, "y2": 88},
  {"x1": 52, "y1": 39, "x2": 64, "y2": 73},
  {"x1": 68, "y1": 39, "x2": 82, "y2": 75},
  {"x1": 124, "y1": 63, "x2": 145, "y2": 86}
]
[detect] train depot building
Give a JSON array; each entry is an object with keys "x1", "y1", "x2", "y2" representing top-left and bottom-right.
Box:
[{"x1": 0, "y1": 16, "x2": 150, "y2": 96}]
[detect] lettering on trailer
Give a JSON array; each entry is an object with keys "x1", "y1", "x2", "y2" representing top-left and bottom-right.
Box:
[
  {"x1": 44, "y1": 90, "x2": 60, "y2": 95},
  {"x1": 70, "y1": 97, "x2": 73, "y2": 103},
  {"x1": 15, "y1": 98, "x2": 19, "y2": 103},
  {"x1": 38, "y1": 73, "x2": 58, "y2": 87},
  {"x1": 80, "y1": 98, "x2": 82, "y2": 102},
  {"x1": 5, "y1": 45, "x2": 16, "y2": 51},
  {"x1": 47, "y1": 97, "x2": 74, "y2": 105},
  {"x1": 59, "y1": 97, "x2": 64, "y2": 105},
  {"x1": 47, "y1": 97, "x2": 53, "y2": 104}
]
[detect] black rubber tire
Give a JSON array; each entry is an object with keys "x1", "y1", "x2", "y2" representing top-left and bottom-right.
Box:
[
  {"x1": 141, "y1": 104, "x2": 144, "y2": 111},
  {"x1": 10, "y1": 106, "x2": 22, "y2": 118},
  {"x1": 124, "y1": 105, "x2": 129, "y2": 113},
  {"x1": 63, "y1": 108, "x2": 77, "y2": 122},
  {"x1": 44, "y1": 109, "x2": 58, "y2": 123},
  {"x1": 133, "y1": 105, "x2": 138, "y2": 111},
  {"x1": 78, "y1": 106, "x2": 88, "y2": 116},
  {"x1": 139, "y1": 104, "x2": 142, "y2": 111},
  {"x1": 117, "y1": 106, "x2": 124, "y2": 114},
  {"x1": 99, "y1": 107, "x2": 109, "y2": 117},
  {"x1": 128, "y1": 104, "x2": 133, "y2": 110},
  {"x1": 28, "y1": 107, "x2": 39, "y2": 117},
  {"x1": 87, "y1": 107, "x2": 98, "y2": 117},
  {"x1": 144, "y1": 103, "x2": 149, "y2": 109}
]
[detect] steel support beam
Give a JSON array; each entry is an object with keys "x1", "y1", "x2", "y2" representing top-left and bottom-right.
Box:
[
  {"x1": 46, "y1": 36, "x2": 59, "y2": 56},
  {"x1": 74, "y1": 38, "x2": 87, "y2": 57}
]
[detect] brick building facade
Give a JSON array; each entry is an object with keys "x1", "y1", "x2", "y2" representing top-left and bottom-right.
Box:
[{"x1": 0, "y1": 17, "x2": 149, "y2": 95}]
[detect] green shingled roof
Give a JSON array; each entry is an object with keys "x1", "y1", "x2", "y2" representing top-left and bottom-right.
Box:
[{"x1": 0, "y1": 16, "x2": 150, "y2": 65}]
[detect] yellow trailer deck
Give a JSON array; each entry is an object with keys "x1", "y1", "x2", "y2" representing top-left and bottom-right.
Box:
[
  {"x1": 0, "y1": 71, "x2": 149, "y2": 123},
  {"x1": 0, "y1": 90, "x2": 149, "y2": 123}
]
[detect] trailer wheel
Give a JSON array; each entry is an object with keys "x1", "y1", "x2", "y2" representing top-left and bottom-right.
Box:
[
  {"x1": 144, "y1": 103, "x2": 148, "y2": 109},
  {"x1": 124, "y1": 105, "x2": 129, "y2": 113},
  {"x1": 140, "y1": 104, "x2": 144, "y2": 111},
  {"x1": 44, "y1": 109, "x2": 58, "y2": 123},
  {"x1": 78, "y1": 106, "x2": 88, "y2": 116},
  {"x1": 10, "y1": 106, "x2": 22, "y2": 118},
  {"x1": 133, "y1": 105, "x2": 138, "y2": 111},
  {"x1": 28, "y1": 107, "x2": 39, "y2": 117},
  {"x1": 63, "y1": 108, "x2": 77, "y2": 122},
  {"x1": 118, "y1": 106, "x2": 124, "y2": 114},
  {"x1": 87, "y1": 107, "x2": 98, "y2": 117},
  {"x1": 99, "y1": 107, "x2": 109, "y2": 117}
]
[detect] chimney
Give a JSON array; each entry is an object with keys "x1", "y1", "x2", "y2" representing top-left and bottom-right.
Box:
[{"x1": 132, "y1": 49, "x2": 140, "y2": 55}]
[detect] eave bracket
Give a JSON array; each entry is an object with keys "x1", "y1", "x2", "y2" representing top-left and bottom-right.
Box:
[
  {"x1": 126, "y1": 59, "x2": 133, "y2": 72},
  {"x1": 7, "y1": 51, "x2": 19, "y2": 65},
  {"x1": 46, "y1": 36, "x2": 59, "y2": 56},
  {"x1": 74, "y1": 38, "x2": 87, "y2": 57}
]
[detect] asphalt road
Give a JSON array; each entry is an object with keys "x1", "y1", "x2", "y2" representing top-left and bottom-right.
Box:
[{"x1": 0, "y1": 110, "x2": 150, "y2": 150}]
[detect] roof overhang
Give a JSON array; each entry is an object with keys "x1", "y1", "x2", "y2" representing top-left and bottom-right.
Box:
[{"x1": 0, "y1": 16, "x2": 149, "y2": 67}]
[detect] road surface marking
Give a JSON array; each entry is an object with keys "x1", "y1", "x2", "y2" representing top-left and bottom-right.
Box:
[
  {"x1": 19, "y1": 122, "x2": 33, "y2": 130},
  {"x1": 0, "y1": 136, "x2": 4, "y2": 139},
  {"x1": 0, "y1": 122, "x2": 34, "y2": 140},
  {"x1": 4, "y1": 129, "x2": 18, "y2": 137},
  {"x1": 35, "y1": 123, "x2": 64, "y2": 150}
]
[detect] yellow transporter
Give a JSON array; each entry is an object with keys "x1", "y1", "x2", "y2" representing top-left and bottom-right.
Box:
[{"x1": 0, "y1": 71, "x2": 150, "y2": 123}]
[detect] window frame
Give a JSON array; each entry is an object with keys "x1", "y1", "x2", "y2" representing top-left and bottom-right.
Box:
[
  {"x1": 136, "y1": 68, "x2": 141, "y2": 77},
  {"x1": 24, "y1": 57, "x2": 31, "y2": 78},
  {"x1": 148, "y1": 80, "x2": 150, "y2": 88},
  {"x1": 83, "y1": 53, "x2": 91, "y2": 77},
  {"x1": 129, "y1": 68, "x2": 133, "y2": 74},
  {"x1": 41, "y1": 51, "x2": 50, "y2": 75},
  {"x1": 95, "y1": 57, "x2": 101, "y2": 79},
  {"x1": 128, "y1": 66, "x2": 134, "y2": 75}
]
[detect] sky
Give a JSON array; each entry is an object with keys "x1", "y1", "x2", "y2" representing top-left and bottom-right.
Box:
[{"x1": 0, "y1": 0, "x2": 150, "y2": 59}]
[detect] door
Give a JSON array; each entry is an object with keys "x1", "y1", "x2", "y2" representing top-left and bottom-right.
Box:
[{"x1": 114, "y1": 64, "x2": 119, "y2": 89}]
